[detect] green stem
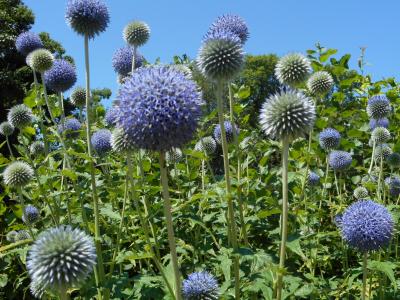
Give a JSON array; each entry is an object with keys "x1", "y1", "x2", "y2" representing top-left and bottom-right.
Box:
[
  {"x1": 216, "y1": 82, "x2": 240, "y2": 299},
  {"x1": 58, "y1": 92, "x2": 65, "y2": 125},
  {"x1": 276, "y1": 138, "x2": 289, "y2": 300},
  {"x1": 40, "y1": 72, "x2": 56, "y2": 124},
  {"x1": 160, "y1": 152, "x2": 182, "y2": 300},
  {"x1": 59, "y1": 286, "x2": 69, "y2": 300},
  {"x1": 33, "y1": 70, "x2": 49, "y2": 155},
  {"x1": 84, "y1": 33, "x2": 106, "y2": 300},
  {"x1": 377, "y1": 153, "x2": 383, "y2": 203},
  {"x1": 368, "y1": 141, "x2": 376, "y2": 175},
  {"x1": 362, "y1": 252, "x2": 368, "y2": 300},
  {"x1": 131, "y1": 45, "x2": 137, "y2": 74},
  {"x1": 6, "y1": 136, "x2": 14, "y2": 159}
]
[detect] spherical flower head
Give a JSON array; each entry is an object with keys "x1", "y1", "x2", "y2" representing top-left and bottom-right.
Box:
[
  {"x1": 340, "y1": 200, "x2": 393, "y2": 252},
  {"x1": 117, "y1": 66, "x2": 203, "y2": 151},
  {"x1": 44, "y1": 59, "x2": 77, "y2": 92},
  {"x1": 374, "y1": 144, "x2": 392, "y2": 161},
  {"x1": 367, "y1": 95, "x2": 390, "y2": 119},
  {"x1": 6, "y1": 230, "x2": 18, "y2": 242},
  {"x1": 353, "y1": 186, "x2": 368, "y2": 199},
  {"x1": 182, "y1": 271, "x2": 219, "y2": 300},
  {"x1": 112, "y1": 46, "x2": 144, "y2": 76},
  {"x1": 195, "y1": 136, "x2": 217, "y2": 155},
  {"x1": 27, "y1": 226, "x2": 96, "y2": 296},
  {"x1": 369, "y1": 118, "x2": 389, "y2": 130},
  {"x1": 260, "y1": 89, "x2": 315, "y2": 141},
  {"x1": 387, "y1": 152, "x2": 400, "y2": 168},
  {"x1": 329, "y1": 150, "x2": 352, "y2": 171},
  {"x1": 123, "y1": 21, "x2": 150, "y2": 47},
  {"x1": 65, "y1": 0, "x2": 110, "y2": 38},
  {"x1": 166, "y1": 148, "x2": 183, "y2": 163},
  {"x1": 197, "y1": 35, "x2": 244, "y2": 82},
  {"x1": 30, "y1": 141, "x2": 45, "y2": 157},
  {"x1": 307, "y1": 71, "x2": 334, "y2": 96},
  {"x1": 334, "y1": 213, "x2": 343, "y2": 228},
  {"x1": 307, "y1": 171, "x2": 320, "y2": 186},
  {"x1": 0, "y1": 121, "x2": 14, "y2": 136},
  {"x1": 371, "y1": 126, "x2": 390, "y2": 144},
  {"x1": 385, "y1": 176, "x2": 400, "y2": 197},
  {"x1": 206, "y1": 14, "x2": 249, "y2": 44},
  {"x1": 319, "y1": 128, "x2": 340, "y2": 150},
  {"x1": 362, "y1": 174, "x2": 378, "y2": 184},
  {"x1": 7, "y1": 104, "x2": 33, "y2": 129},
  {"x1": 91, "y1": 129, "x2": 112, "y2": 155},
  {"x1": 202, "y1": 27, "x2": 241, "y2": 45},
  {"x1": 15, "y1": 32, "x2": 43, "y2": 56},
  {"x1": 15, "y1": 230, "x2": 32, "y2": 241},
  {"x1": 275, "y1": 53, "x2": 311, "y2": 86},
  {"x1": 70, "y1": 87, "x2": 86, "y2": 107},
  {"x1": 105, "y1": 106, "x2": 119, "y2": 126},
  {"x1": 58, "y1": 118, "x2": 82, "y2": 138},
  {"x1": 26, "y1": 49, "x2": 54, "y2": 72},
  {"x1": 3, "y1": 161, "x2": 34, "y2": 188},
  {"x1": 111, "y1": 127, "x2": 135, "y2": 153},
  {"x1": 213, "y1": 121, "x2": 239, "y2": 144},
  {"x1": 22, "y1": 205, "x2": 40, "y2": 224}
]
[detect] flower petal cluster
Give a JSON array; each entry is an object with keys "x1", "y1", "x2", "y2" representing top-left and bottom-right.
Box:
[
  {"x1": 204, "y1": 14, "x2": 249, "y2": 44},
  {"x1": 3, "y1": 161, "x2": 34, "y2": 188},
  {"x1": 195, "y1": 136, "x2": 217, "y2": 155},
  {"x1": 213, "y1": 121, "x2": 239, "y2": 144},
  {"x1": 319, "y1": 128, "x2": 340, "y2": 150},
  {"x1": 15, "y1": 32, "x2": 43, "y2": 56},
  {"x1": 275, "y1": 53, "x2": 311, "y2": 86},
  {"x1": 44, "y1": 59, "x2": 77, "y2": 92},
  {"x1": 367, "y1": 95, "x2": 390, "y2": 119},
  {"x1": 112, "y1": 46, "x2": 144, "y2": 76},
  {"x1": 91, "y1": 129, "x2": 112, "y2": 155},
  {"x1": 328, "y1": 150, "x2": 352, "y2": 171},
  {"x1": 182, "y1": 271, "x2": 219, "y2": 300}
]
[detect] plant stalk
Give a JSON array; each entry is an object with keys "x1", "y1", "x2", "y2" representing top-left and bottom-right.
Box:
[{"x1": 362, "y1": 252, "x2": 368, "y2": 300}]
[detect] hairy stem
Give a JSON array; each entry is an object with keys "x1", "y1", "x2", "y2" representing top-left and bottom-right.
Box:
[{"x1": 362, "y1": 252, "x2": 368, "y2": 300}]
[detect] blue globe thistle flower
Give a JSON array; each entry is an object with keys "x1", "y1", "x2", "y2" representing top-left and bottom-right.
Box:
[
  {"x1": 0, "y1": 121, "x2": 14, "y2": 137},
  {"x1": 369, "y1": 118, "x2": 389, "y2": 130},
  {"x1": 334, "y1": 213, "x2": 343, "y2": 228},
  {"x1": 353, "y1": 186, "x2": 368, "y2": 200},
  {"x1": 123, "y1": 21, "x2": 151, "y2": 47},
  {"x1": 6, "y1": 230, "x2": 18, "y2": 242},
  {"x1": 213, "y1": 121, "x2": 239, "y2": 144},
  {"x1": 328, "y1": 150, "x2": 352, "y2": 171},
  {"x1": 319, "y1": 128, "x2": 340, "y2": 150},
  {"x1": 387, "y1": 152, "x2": 400, "y2": 168},
  {"x1": 58, "y1": 118, "x2": 82, "y2": 138},
  {"x1": 367, "y1": 95, "x2": 390, "y2": 119},
  {"x1": 3, "y1": 161, "x2": 34, "y2": 188},
  {"x1": 44, "y1": 59, "x2": 77, "y2": 92},
  {"x1": 105, "y1": 106, "x2": 119, "y2": 126},
  {"x1": 202, "y1": 27, "x2": 241, "y2": 45},
  {"x1": 307, "y1": 171, "x2": 320, "y2": 186},
  {"x1": 340, "y1": 200, "x2": 393, "y2": 252},
  {"x1": 117, "y1": 66, "x2": 203, "y2": 151},
  {"x1": 91, "y1": 129, "x2": 112, "y2": 155},
  {"x1": 22, "y1": 205, "x2": 40, "y2": 224},
  {"x1": 195, "y1": 136, "x2": 217, "y2": 155},
  {"x1": 15, "y1": 32, "x2": 43, "y2": 56},
  {"x1": 205, "y1": 14, "x2": 249, "y2": 44},
  {"x1": 112, "y1": 46, "x2": 144, "y2": 76},
  {"x1": 182, "y1": 271, "x2": 219, "y2": 300},
  {"x1": 374, "y1": 143, "x2": 392, "y2": 161},
  {"x1": 15, "y1": 230, "x2": 32, "y2": 241},
  {"x1": 385, "y1": 176, "x2": 400, "y2": 197},
  {"x1": 27, "y1": 226, "x2": 96, "y2": 297},
  {"x1": 8, "y1": 104, "x2": 33, "y2": 129},
  {"x1": 275, "y1": 53, "x2": 311, "y2": 86},
  {"x1": 166, "y1": 147, "x2": 183, "y2": 163},
  {"x1": 70, "y1": 87, "x2": 87, "y2": 107},
  {"x1": 65, "y1": 0, "x2": 110, "y2": 38}
]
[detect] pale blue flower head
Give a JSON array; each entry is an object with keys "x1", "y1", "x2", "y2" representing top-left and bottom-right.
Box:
[
  {"x1": 112, "y1": 46, "x2": 144, "y2": 76},
  {"x1": 91, "y1": 129, "x2": 112, "y2": 155},
  {"x1": 329, "y1": 150, "x2": 352, "y2": 171},
  {"x1": 205, "y1": 14, "x2": 249, "y2": 44},
  {"x1": 15, "y1": 32, "x2": 43, "y2": 56},
  {"x1": 319, "y1": 128, "x2": 340, "y2": 150},
  {"x1": 44, "y1": 59, "x2": 77, "y2": 92},
  {"x1": 182, "y1": 271, "x2": 219, "y2": 300}
]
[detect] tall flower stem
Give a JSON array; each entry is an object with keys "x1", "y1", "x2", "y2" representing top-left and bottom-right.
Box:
[
  {"x1": 216, "y1": 82, "x2": 240, "y2": 299},
  {"x1": 59, "y1": 286, "x2": 69, "y2": 300},
  {"x1": 58, "y1": 92, "x2": 66, "y2": 125},
  {"x1": 160, "y1": 152, "x2": 182, "y2": 300},
  {"x1": 40, "y1": 73, "x2": 56, "y2": 124},
  {"x1": 131, "y1": 45, "x2": 137, "y2": 74},
  {"x1": 228, "y1": 84, "x2": 248, "y2": 245},
  {"x1": 33, "y1": 71, "x2": 49, "y2": 155},
  {"x1": 6, "y1": 136, "x2": 14, "y2": 159},
  {"x1": 84, "y1": 33, "x2": 106, "y2": 300},
  {"x1": 362, "y1": 252, "x2": 368, "y2": 300},
  {"x1": 276, "y1": 137, "x2": 289, "y2": 300},
  {"x1": 368, "y1": 141, "x2": 376, "y2": 175}
]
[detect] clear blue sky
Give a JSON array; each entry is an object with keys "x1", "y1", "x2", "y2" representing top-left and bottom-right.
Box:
[{"x1": 25, "y1": 0, "x2": 400, "y2": 106}]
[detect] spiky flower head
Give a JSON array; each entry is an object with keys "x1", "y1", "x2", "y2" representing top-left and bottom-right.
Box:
[
  {"x1": 369, "y1": 118, "x2": 389, "y2": 130},
  {"x1": 3, "y1": 161, "x2": 34, "y2": 188},
  {"x1": 329, "y1": 150, "x2": 352, "y2": 171},
  {"x1": 205, "y1": 14, "x2": 249, "y2": 44},
  {"x1": 362, "y1": 174, "x2": 378, "y2": 184},
  {"x1": 112, "y1": 46, "x2": 144, "y2": 76},
  {"x1": 123, "y1": 21, "x2": 150, "y2": 47},
  {"x1": 0, "y1": 121, "x2": 14, "y2": 136},
  {"x1": 70, "y1": 87, "x2": 86, "y2": 107},
  {"x1": 91, "y1": 129, "x2": 112, "y2": 155},
  {"x1": 57, "y1": 118, "x2": 82, "y2": 138},
  {"x1": 371, "y1": 126, "x2": 390, "y2": 144},
  {"x1": 27, "y1": 226, "x2": 96, "y2": 297},
  {"x1": 353, "y1": 186, "x2": 368, "y2": 199},
  {"x1": 259, "y1": 89, "x2": 315, "y2": 141},
  {"x1": 7, "y1": 104, "x2": 33, "y2": 129},
  {"x1": 307, "y1": 71, "x2": 334, "y2": 96},
  {"x1": 22, "y1": 205, "x2": 40, "y2": 224},
  {"x1": 182, "y1": 271, "x2": 219, "y2": 300},
  {"x1": 15, "y1": 32, "x2": 43, "y2": 56},
  {"x1": 26, "y1": 49, "x2": 54, "y2": 72},
  {"x1": 30, "y1": 141, "x2": 45, "y2": 157},
  {"x1": 197, "y1": 33, "x2": 244, "y2": 82},
  {"x1": 65, "y1": 0, "x2": 110, "y2": 38},
  {"x1": 307, "y1": 171, "x2": 320, "y2": 186},
  {"x1": 44, "y1": 59, "x2": 77, "y2": 92},
  {"x1": 15, "y1": 230, "x2": 32, "y2": 241},
  {"x1": 110, "y1": 127, "x2": 135, "y2": 153},
  {"x1": 340, "y1": 200, "x2": 393, "y2": 252},
  {"x1": 195, "y1": 136, "x2": 217, "y2": 155},
  {"x1": 367, "y1": 95, "x2": 390, "y2": 119},
  {"x1": 105, "y1": 106, "x2": 119, "y2": 126},
  {"x1": 374, "y1": 144, "x2": 392, "y2": 161},
  {"x1": 385, "y1": 176, "x2": 400, "y2": 197},
  {"x1": 275, "y1": 53, "x2": 311, "y2": 86},
  {"x1": 334, "y1": 213, "x2": 343, "y2": 228},
  {"x1": 6, "y1": 230, "x2": 18, "y2": 242},
  {"x1": 117, "y1": 66, "x2": 203, "y2": 151},
  {"x1": 166, "y1": 148, "x2": 183, "y2": 163},
  {"x1": 213, "y1": 121, "x2": 239, "y2": 144},
  {"x1": 387, "y1": 153, "x2": 400, "y2": 168},
  {"x1": 319, "y1": 128, "x2": 340, "y2": 150}
]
